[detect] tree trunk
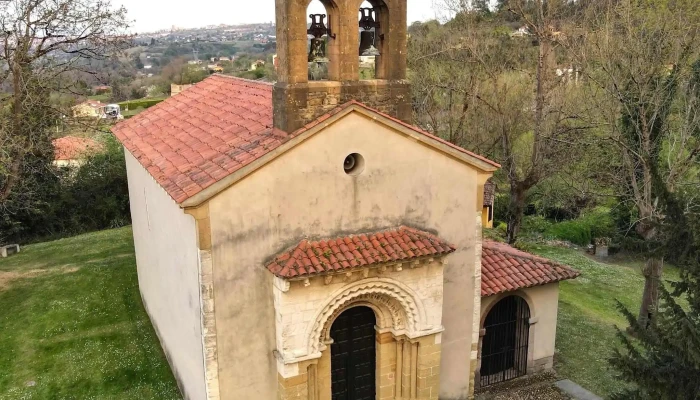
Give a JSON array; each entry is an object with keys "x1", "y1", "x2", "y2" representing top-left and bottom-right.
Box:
[
  {"x1": 637, "y1": 257, "x2": 663, "y2": 329},
  {"x1": 506, "y1": 184, "x2": 527, "y2": 244}
]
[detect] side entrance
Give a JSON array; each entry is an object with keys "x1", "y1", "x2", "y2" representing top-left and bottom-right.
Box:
[{"x1": 479, "y1": 295, "x2": 531, "y2": 387}]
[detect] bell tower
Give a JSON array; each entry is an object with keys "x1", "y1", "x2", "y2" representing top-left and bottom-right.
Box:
[{"x1": 273, "y1": 0, "x2": 411, "y2": 133}]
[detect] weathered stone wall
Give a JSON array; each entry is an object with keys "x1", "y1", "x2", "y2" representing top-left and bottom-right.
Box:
[
  {"x1": 273, "y1": 0, "x2": 411, "y2": 133},
  {"x1": 274, "y1": 0, "x2": 407, "y2": 85},
  {"x1": 273, "y1": 80, "x2": 411, "y2": 133}
]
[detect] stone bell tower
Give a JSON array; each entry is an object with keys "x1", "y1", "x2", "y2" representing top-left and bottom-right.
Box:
[{"x1": 273, "y1": 0, "x2": 411, "y2": 133}]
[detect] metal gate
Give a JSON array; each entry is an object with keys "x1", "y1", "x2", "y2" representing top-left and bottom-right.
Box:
[
  {"x1": 480, "y1": 296, "x2": 530, "y2": 387},
  {"x1": 330, "y1": 306, "x2": 376, "y2": 400}
]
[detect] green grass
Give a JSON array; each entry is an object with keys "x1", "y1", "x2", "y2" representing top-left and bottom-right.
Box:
[
  {"x1": 0, "y1": 228, "x2": 180, "y2": 399},
  {"x1": 524, "y1": 243, "x2": 682, "y2": 398}
]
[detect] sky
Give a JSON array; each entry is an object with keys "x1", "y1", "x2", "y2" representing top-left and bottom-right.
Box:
[{"x1": 113, "y1": 0, "x2": 445, "y2": 33}]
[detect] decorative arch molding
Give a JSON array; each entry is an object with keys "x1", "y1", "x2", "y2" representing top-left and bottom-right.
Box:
[{"x1": 304, "y1": 278, "x2": 430, "y2": 357}]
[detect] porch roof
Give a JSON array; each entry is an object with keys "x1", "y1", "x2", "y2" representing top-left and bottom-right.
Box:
[
  {"x1": 266, "y1": 226, "x2": 456, "y2": 279},
  {"x1": 481, "y1": 241, "x2": 580, "y2": 296}
]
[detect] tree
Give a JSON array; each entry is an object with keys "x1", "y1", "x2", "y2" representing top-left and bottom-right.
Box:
[
  {"x1": 576, "y1": 0, "x2": 700, "y2": 328},
  {"x1": 411, "y1": 1, "x2": 591, "y2": 243},
  {"x1": 609, "y1": 110, "x2": 700, "y2": 399},
  {"x1": 0, "y1": 0, "x2": 130, "y2": 206},
  {"x1": 132, "y1": 51, "x2": 144, "y2": 69}
]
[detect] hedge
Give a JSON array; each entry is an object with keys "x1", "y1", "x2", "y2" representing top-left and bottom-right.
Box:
[{"x1": 118, "y1": 97, "x2": 166, "y2": 110}]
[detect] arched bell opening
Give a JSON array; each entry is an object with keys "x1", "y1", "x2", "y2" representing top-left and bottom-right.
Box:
[
  {"x1": 358, "y1": 1, "x2": 378, "y2": 80},
  {"x1": 360, "y1": 0, "x2": 389, "y2": 80},
  {"x1": 307, "y1": 0, "x2": 339, "y2": 81}
]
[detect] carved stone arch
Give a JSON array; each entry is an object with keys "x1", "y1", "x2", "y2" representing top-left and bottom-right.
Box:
[{"x1": 305, "y1": 278, "x2": 426, "y2": 356}]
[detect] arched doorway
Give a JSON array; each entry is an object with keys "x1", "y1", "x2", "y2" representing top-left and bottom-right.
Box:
[
  {"x1": 330, "y1": 306, "x2": 376, "y2": 400},
  {"x1": 480, "y1": 296, "x2": 531, "y2": 387}
]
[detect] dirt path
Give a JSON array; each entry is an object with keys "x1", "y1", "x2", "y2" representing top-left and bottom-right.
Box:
[{"x1": 0, "y1": 266, "x2": 80, "y2": 291}]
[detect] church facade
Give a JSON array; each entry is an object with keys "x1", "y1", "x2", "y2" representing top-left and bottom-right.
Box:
[{"x1": 113, "y1": 1, "x2": 578, "y2": 399}]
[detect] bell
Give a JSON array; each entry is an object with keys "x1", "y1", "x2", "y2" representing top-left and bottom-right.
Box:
[
  {"x1": 359, "y1": 8, "x2": 378, "y2": 31},
  {"x1": 308, "y1": 37, "x2": 328, "y2": 63},
  {"x1": 307, "y1": 14, "x2": 330, "y2": 63},
  {"x1": 358, "y1": 8, "x2": 380, "y2": 56},
  {"x1": 359, "y1": 31, "x2": 379, "y2": 56}
]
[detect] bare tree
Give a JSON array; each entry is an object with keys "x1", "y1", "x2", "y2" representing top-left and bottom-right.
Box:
[
  {"x1": 411, "y1": 0, "x2": 592, "y2": 243},
  {"x1": 0, "y1": 0, "x2": 130, "y2": 205},
  {"x1": 574, "y1": 0, "x2": 700, "y2": 328}
]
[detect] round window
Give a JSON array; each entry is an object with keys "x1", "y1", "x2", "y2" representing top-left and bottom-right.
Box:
[{"x1": 343, "y1": 153, "x2": 365, "y2": 176}]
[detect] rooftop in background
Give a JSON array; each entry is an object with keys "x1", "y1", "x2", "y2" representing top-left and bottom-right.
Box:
[
  {"x1": 53, "y1": 136, "x2": 103, "y2": 161},
  {"x1": 480, "y1": 241, "x2": 580, "y2": 296}
]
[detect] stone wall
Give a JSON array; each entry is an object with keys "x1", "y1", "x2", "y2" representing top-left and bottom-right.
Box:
[{"x1": 273, "y1": 80, "x2": 411, "y2": 133}]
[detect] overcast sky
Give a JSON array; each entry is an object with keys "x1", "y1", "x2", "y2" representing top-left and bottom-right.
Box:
[{"x1": 114, "y1": 0, "x2": 445, "y2": 33}]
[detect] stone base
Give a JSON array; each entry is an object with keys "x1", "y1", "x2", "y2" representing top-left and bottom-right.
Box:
[
  {"x1": 273, "y1": 80, "x2": 412, "y2": 133},
  {"x1": 528, "y1": 356, "x2": 554, "y2": 374}
]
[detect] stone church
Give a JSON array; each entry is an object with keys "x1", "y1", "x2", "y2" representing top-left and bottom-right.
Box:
[{"x1": 113, "y1": 1, "x2": 579, "y2": 399}]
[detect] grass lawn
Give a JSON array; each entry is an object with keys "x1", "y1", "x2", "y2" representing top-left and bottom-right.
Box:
[
  {"x1": 0, "y1": 228, "x2": 180, "y2": 400},
  {"x1": 525, "y1": 243, "x2": 682, "y2": 398}
]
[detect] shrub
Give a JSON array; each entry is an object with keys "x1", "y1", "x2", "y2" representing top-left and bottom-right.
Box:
[
  {"x1": 542, "y1": 207, "x2": 615, "y2": 246},
  {"x1": 60, "y1": 135, "x2": 131, "y2": 232},
  {"x1": 545, "y1": 220, "x2": 593, "y2": 246},
  {"x1": 118, "y1": 98, "x2": 165, "y2": 110},
  {"x1": 1, "y1": 135, "x2": 131, "y2": 244},
  {"x1": 522, "y1": 215, "x2": 553, "y2": 233}
]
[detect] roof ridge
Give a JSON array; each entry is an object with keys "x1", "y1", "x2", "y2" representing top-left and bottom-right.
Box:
[
  {"x1": 212, "y1": 73, "x2": 274, "y2": 87},
  {"x1": 483, "y1": 240, "x2": 554, "y2": 262}
]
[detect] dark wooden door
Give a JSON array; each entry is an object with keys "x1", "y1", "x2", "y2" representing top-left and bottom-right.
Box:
[{"x1": 330, "y1": 306, "x2": 376, "y2": 400}]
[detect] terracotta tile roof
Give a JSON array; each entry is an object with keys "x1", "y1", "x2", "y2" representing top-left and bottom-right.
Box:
[
  {"x1": 112, "y1": 75, "x2": 282, "y2": 204},
  {"x1": 52, "y1": 136, "x2": 103, "y2": 161},
  {"x1": 481, "y1": 241, "x2": 580, "y2": 296},
  {"x1": 112, "y1": 75, "x2": 499, "y2": 205},
  {"x1": 267, "y1": 226, "x2": 456, "y2": 279}
]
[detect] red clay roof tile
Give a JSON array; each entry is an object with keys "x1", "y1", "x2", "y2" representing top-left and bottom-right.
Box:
[
  {"x1": 112, "y1": 75, "x2": 277, "y2": 204},
  {"x1": 480, "y1": 241, "x2": 580, "y2": 296},
  {"x1": 52, "y1": 136, "x2": 103, "y2": 161},
  {"x1": 267, "y1": 227, "x2": 456, "y2": 279}
]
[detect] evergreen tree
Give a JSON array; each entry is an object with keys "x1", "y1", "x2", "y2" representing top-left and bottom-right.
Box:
[{"x1": 609, "y1": 60, "x2": 700, "y2": 400}]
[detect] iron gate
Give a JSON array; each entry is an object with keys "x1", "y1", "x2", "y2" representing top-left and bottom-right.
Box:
[{"x1": 480, "y1": 295, "x2": 531, "y2": 387}]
